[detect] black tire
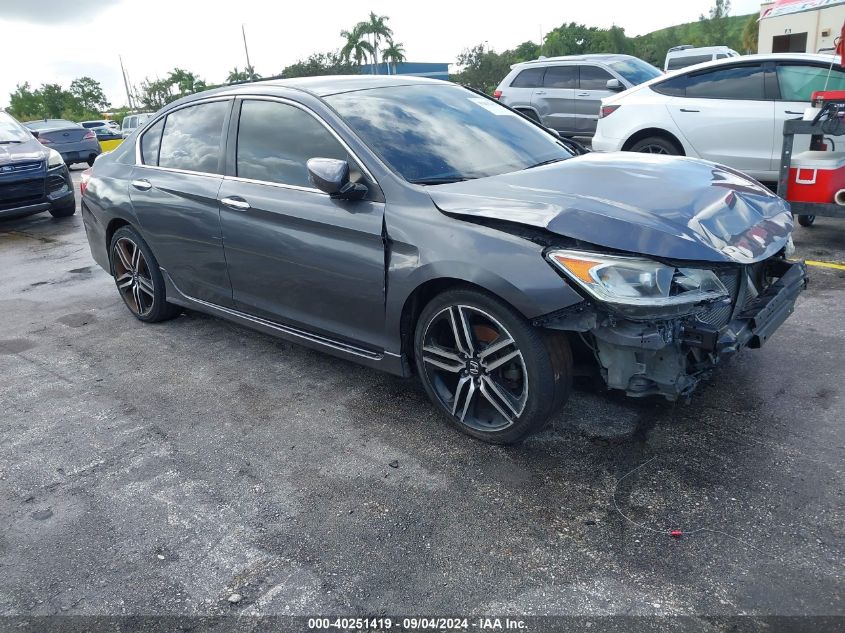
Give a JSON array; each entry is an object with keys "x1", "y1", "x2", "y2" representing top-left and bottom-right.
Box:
[
  {"x1": 48, "y1": 200, "x2": 76, "y2": 218},
  {"x1": 797, "y1": 214, "x2": 816, "y2": 227},
  {"x1": 87, "y1": 155, "x2": 96, "y2": 167},
  {"x1": 414, "y1": 287, "x2": 572, "y2": 444},
  {"x1": 517, "y1": 109, "x2": 541, "y2": 124},
  {"x1": 629, "y1": 135, "x2": 681, "y2": 155},
  {"x1": 109, "y1": 226, "x2": 181, "y2": 323}
]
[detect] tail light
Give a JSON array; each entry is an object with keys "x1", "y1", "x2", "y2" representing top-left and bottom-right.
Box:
[
  {"x1": 83, "y1": 130, "x2": 96, "y2": 140},
  {"x1": 493, "y1": 90, "x2": 502, "y2": 99},
  {"x1": 599, "y1": 105, "x2": 620, "y2": 119},
  {"x1": 80, "y1": 168, "x2": 92, "y2": 197}
]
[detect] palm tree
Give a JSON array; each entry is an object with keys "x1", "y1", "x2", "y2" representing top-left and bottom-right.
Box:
[
  {"x1": 340, "y1": 24, "x2": 374, "y2": 67},
  {"x1": 227, "y1": 66, "x2": 261, "y2": 84},
  {"x1": 381, "y1": 41, "x2": 406, "y2": 75},
  {"x1": 361, "y1": 12, "x2": 393, "y2": 73}
]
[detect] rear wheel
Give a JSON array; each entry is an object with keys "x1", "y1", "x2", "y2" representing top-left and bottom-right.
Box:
[
  {"x1": 414, "y1": 288, "x2": 572, "y2": 444},
  {"x1": 797, "y1": 214, "x2": 816, "y2": 227},
  {"x1": 109, "y1": 226, "x2": 181, "y2": 323},
  {"x1": 629, "y1": 136, "x2": 680, "y2": 155}
]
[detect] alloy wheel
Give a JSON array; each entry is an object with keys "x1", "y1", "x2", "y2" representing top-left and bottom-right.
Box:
[
  {"x1": 112, "y1": 237, "x2": 155, "y2": 317},
  {"x1": 421, "y1": 305, "x2": 528, "y2": 432},
  {"x1": 637, "y1": 144, "x2": 670, "y2": 154}
]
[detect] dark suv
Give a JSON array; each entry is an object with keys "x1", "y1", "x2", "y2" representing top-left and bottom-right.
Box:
[
  {"x1": 0, "y1": 111, "x2": 75, "y2": 219},
  {"x1": 80, "y1": 76, "x2": 804, "y2": 444}
]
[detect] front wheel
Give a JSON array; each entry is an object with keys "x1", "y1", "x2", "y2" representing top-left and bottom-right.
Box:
[
  {"x1": 109, "y1": 226, "x2": 181, "y2": 323},
  {"x1": 414, "y1": 288, "x2": 572, "y2": 444}
]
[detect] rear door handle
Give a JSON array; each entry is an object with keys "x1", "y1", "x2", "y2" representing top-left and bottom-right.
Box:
[
  {"x1": 220, "y1": 196, "x2": 251, "y2": 211},
  {"x1": 785, "y1": 110, "x2": 803, "y2": 115},
  {"x1": 576, "y1": 92, "x2": 590, "y2": 97},
  {"x1": 679, "y1": 108, "x2": 700, "y2": 113},
  {"x1": 131, "y1": 179, "x2": 151, "y2": 191},
  {"x1": 534, "y1": 90, "x2": 546, "y2": 95}
]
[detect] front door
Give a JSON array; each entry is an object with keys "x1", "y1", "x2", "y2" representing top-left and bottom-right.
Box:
[
  {"x1": 218, "y1": 99, "x2": 386, "y2": 350},
  {"x1": 532, "y1": 65, "x2": 576, "y2": 134}
]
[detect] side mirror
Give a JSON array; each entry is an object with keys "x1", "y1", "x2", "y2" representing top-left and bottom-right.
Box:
[
  {"x1": 606, "y1": 78, "x2": 624, "y2": 92},
  {"x1": 546, "y1": 127, "x2": 561, "y2": 138},
  {"x1": 307, "y1": 157, "x2": 368, "y2": 200}
]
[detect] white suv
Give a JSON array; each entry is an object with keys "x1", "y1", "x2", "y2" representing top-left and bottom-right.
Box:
[{"x1": 592, "y1": 53, "x2": 845, "y2": 182}]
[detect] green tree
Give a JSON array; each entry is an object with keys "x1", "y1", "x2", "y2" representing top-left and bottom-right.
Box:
[
  {"x1": 340, "y1": 23, "x2": 374, "y2": 67},
  {"x1": 281, "y1": 51, "x2": 358, "y2": 78},
  {"x1": 361, "y1": 12, "x2": 393, "y2": 72},
  {"x1": 741, "y1": 13, "x2": 759, "y2": 53},
  {"x1": 227, "y1": 65, "x2": 261, "y2": 84},
  {"x1": 381, "y1": 40, "x2": 406, "y2": 74},
  {"x1": 136, "y1": 68, "x2": 210, "y2": 110},
  {"x1": 39, "y1": 84, "x2": 72, "y2": 119},
  {"x1": 69, "y1": 76, "x2": 110, "y2": 114},
  {"x1": 698, "y1": 0, "x2": 732, "y2": 46},
  {"x1": 512, "y1": 41, "x2": 541, "y2": 63},
  {"x1": 7, "y1": 83, "x2": 43, "y2": 120},
  {"x1": 452, "y1": 44, "x2": 515, "y2": 93}
]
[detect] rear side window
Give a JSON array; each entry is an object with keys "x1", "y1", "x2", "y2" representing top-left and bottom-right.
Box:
[
  {"x1": 140, "y1": 118, "x2": 164, "y2": 165},
  {"x1": 579, "y1": 66, "x2": 613, "y2": 90},
  {"x1": 236, "y1": 100, "x2": 348, "y2": 187},
  {"x1": 510, "y1": 68, "x2": 545, "y2": 88},
  {"x1": 777, "y1": 64, "x2": 845, "y2": 101},
  {"x1": 652, "y1": 75, "x2": 689, "y2": 97},
  {"x1": 543, "y1": 66, "x2": 576, "y2": 89},
  {"x1": 158, "y1": 101, "x2": 228, "y2": 174},
  {"x1": 684, "y1": 65, "x2": 766, "y2": 100}
]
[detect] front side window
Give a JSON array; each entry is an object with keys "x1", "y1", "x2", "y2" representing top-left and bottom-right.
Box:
[
  {"x1": 158, "y1": 100, "x2": 228, "y2": 174},
  {"x1": 667, "y1": 54, "x2": 713, "y2": 71},
  {"x1": 325, "y1": 84, "x2": 572, "y2": 184},
  {"x1": 684, "y1": 65, "x2": 765, "y2": 100},
  {"x1": 777, "y1": 64, "x2": 845, "y2": 101},
  {"x1": 579, "y1": 66, "x2": 614, "y2": 90},
  {"x1": 543, "y1": 66, "x2": 576, "y2": 89},
  {"x1": 510, "y1": 68, "x2": 545, "y2": 88},
  {"x1": 140, "y1": 118, "x2": 165, "y2": 165},
  {"x1": 236, "y1": 100, "x2": 348, "y2": 187}
]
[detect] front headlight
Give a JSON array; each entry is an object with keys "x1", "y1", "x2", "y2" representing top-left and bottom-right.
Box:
[
  {"x1": 47, "y1": 148, "x2": 64, "y2": 169},
  {"x1": 547, "y1": 249, "x2": 729, "y2": 317}
]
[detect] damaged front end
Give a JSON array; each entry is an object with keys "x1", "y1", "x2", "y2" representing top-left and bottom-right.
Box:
[{"x1": 537, "y1": 252, "x2": 807, "y2": 400}]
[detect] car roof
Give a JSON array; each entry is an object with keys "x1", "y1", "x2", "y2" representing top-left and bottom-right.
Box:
[
  {"x1": 668, "y1": 45, "x2": 737, "y2": 55},
  {"x1": 24, "y1": 119, "x2": 81, "y2": 129},
  {"x1": 651, "y1": 52, "x2": 842, "y2": 83},
  {"x1": 512, "y1": 54, "x2": 637, "y2": 69}
]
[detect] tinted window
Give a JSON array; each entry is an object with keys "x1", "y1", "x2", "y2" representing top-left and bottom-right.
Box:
[
  {"x1": 543, "y1": 66, "x2": 576, "y2": 89},
  {"x1": 777, "y1": 64, "x2": 845, "y2": 101},
  {"x1": 580, "y1": 66, "x2": 614, "y2": 90},
  {"x1": 685, "y1": 65, "x2": 765, "y2": 100},
  {"x1": 609, "y1": 59, "x2": 662, "y2": 85},
  {"x1": 667, "y1": 54, "x2": 713, "y2": 71},
  {"x1": 140, "y1": 118, "x2": 164, "y2": 165},
  {"x1": 236, "y1": 100, "x2": 348, "y2": 187},
  {"x1": 652, "y1": 74, "x2": 689, "y2": 97},
  {"x1": 511, "y1": 68, "x2": 545, "y2": 88},
  {"x1": 122, "y1": 116, "x2": 135, "y2": 130},
  {"x1": 158, "y1": 101, "x2": 228, "y2": 173},
  {"x1": 325, "y1": 84, "x2": 572, "y2": 183}
]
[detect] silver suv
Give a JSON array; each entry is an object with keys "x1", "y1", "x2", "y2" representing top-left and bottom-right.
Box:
[{"x1": 494, "y1": 54, "x2": 662, "y2": 137}]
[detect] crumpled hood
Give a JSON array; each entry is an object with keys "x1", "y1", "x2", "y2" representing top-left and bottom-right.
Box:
[
  {"x1": 428, "y1": 153, "x2": 793, "y2": 264},
  {"x1": 0, "y1": 138, "x2": 49, "y2": 166}
]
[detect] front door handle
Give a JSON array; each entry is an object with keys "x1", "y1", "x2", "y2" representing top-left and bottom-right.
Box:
[
  {"x1": 785, "y1": 110, "x2": 803, "y2": 115},
  {"x1": 535, "y1": 90, "x2": 546, "y2": 95},
  {"x1": 220, "y1": 196, "x2": 251, "y2": 211},
  {"x1": 131, "y1": 179, "x2": 151, "y2": 191},
  {"x1": 576, "y1": 92, "x2": 590, "y2": 97},
  {"x1": 679, "y1": 108, "x2": 700, "y2": 113}
]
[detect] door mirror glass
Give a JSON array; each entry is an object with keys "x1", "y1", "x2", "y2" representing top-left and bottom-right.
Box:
[
  {"x1": 606, "y1": 78, "x2": 624, "y2": 92},
  {"x1": 307, "y1": 157, "x2": 368, "y2": 200}
]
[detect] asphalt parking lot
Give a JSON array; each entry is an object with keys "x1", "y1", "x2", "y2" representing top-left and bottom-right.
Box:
[{"x1": 1, "y1": 166, "x2": 843, "y2": 626}]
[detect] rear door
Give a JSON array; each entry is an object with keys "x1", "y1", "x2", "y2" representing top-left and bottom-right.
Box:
[
  {"x1": 532, "y1": 65, "x2": 576, "y2": 134},
  {"x1": 217, "y1": 98, "x2": 386, "y2": 349},
  {"x1": 128, "y1": 99, "x2": 234, "y2": 307},
  {"x1": 502, "y1": 67, "x2": 544, "y2": 116},
  {"x1": 666, "y1": 63, "x2": 774, "y2": 177},
  {"x1": 575, "y1": 65, "x2": 616, "y2": 135},
  {"x1": 772, "y1": 62, "x2": 845, "y2": 169}
]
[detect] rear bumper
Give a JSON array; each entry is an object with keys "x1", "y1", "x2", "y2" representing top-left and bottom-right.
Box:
[{"x1": 590, "y1": 131, "x2": 624, "y2": 152}]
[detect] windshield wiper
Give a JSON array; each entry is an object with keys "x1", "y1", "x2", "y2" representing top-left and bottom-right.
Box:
[
  {"x1": 526, "y1": 157, "x2": 566, "y2": 170},
  {"x1": 409, "y1": 176, "x2": 469, "y2": 185}
]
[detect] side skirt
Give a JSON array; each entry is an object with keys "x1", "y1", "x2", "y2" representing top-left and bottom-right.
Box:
[{"x1": 161, "y1": 269, "x2": 410, "y2": 377}]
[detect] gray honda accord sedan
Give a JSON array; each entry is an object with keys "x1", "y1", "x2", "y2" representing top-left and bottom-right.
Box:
[{"x1": 80, "y1": 76, "x2": 806, "y2": 444}]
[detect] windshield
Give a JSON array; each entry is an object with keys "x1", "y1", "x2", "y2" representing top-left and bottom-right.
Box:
[
  {"x1": 25, "y1": 119, "x2": 76, "y2": 130},
  {"x1": 609, "y1": 58, "x2": 662, "y2": 85},
  {"x1": 0, "y1": 112, "x2": 33, "y2": 143},
  {"x1": 325, "y1": 84, "x2": 572, "y2": 184}
]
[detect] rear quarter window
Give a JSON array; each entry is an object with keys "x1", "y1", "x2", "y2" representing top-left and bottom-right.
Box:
[{"x1": 510, "y1": 68, "x2": 545, "y2": 88}]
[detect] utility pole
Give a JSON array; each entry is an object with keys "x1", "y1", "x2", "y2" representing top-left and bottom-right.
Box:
[
  {"x1": 242, "y1": 24, "x2": 252, "y2": 72},
  {"x1": 119, "y1": 55, "x2": 135, "y2": 110}
]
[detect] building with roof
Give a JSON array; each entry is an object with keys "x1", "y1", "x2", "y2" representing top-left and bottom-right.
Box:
[
  {"x1": 758, "y1": 0, "x2": 845, "y2": 54},
  {"x1": 359, "y1": 62, "x2": 449, "y2": 81}
]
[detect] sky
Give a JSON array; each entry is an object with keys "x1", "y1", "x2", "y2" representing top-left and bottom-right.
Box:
[{"x1": 0, "y1": 0, "x2": 764, "y2": 109}]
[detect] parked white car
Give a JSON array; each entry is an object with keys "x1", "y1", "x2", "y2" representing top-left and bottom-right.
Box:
[
  {"x1": 592, "y1": 53, "x2": 845, "y2": 182},
  {"x1": 664, "y1": 45, "x2": 739, "y2": 72}
]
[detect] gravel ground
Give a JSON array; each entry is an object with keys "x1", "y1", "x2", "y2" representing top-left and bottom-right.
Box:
[{"x1": 0, "y1": 167, "x2": 843, "y2": 628}]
